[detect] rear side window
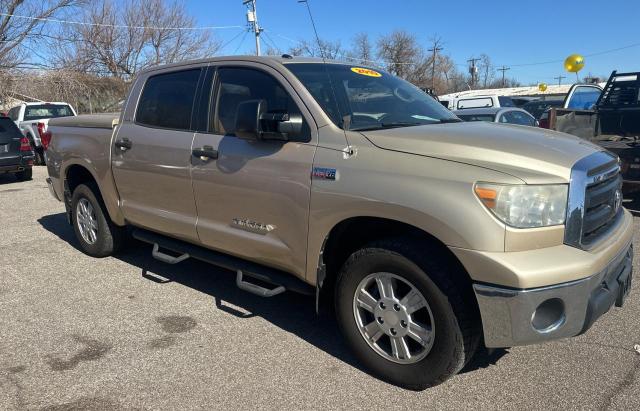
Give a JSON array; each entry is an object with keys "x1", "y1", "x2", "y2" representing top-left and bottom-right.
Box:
[
  {"x1": 457, "y1": 97, "x2": 493, "y2": 109},
  {"x1": 501, "y1": 111, "x2": 535, "y2": 126},
  {"x1": 457, "y1": 114, "x2": 495, "y2": 122},
  {"x1": 136, "y1": 69, "x2": 201, "y2": 130},
  {"x1": 498, "y1": 96, "x2": 515, "y2": 107}
]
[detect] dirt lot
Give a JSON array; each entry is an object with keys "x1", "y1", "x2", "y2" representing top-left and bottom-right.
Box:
[{"x1": 1, "y1": 167, "x2": 639, "y2": 410}]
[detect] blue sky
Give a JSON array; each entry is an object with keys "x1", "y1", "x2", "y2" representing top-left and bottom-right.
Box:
[{"x1": 187, "y1": 0, "x2": 640, "y2": 85}]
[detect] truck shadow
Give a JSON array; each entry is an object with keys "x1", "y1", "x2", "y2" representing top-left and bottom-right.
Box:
[
  {"x1": 0, "y1": 172, "x2": 18, "y2": 185},
  {"x1": 38, "y1": 212, "x2": 506, "y2": 380}
]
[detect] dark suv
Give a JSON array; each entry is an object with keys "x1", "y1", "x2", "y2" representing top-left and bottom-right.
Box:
[{"x1": 0, "y1": 117, "x2": 34, "y2": 181}]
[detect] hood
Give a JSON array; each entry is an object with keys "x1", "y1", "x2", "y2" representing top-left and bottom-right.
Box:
[{"x1": 361, "y1": 122, "x2": 604, "y2": 184}]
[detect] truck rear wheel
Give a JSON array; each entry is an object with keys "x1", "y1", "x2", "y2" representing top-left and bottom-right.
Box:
[
  {"x1": 71, "y1": 183, "x2": 124, "y2": 257},
  {"x1": 335, "y1": 239, "x2": 480, "y2": 390}
]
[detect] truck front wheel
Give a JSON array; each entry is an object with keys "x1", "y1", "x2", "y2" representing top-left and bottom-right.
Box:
[
  {"x1": 71, "y1": 183, "x2": 124, "y2": 257},
  {"x1": 335, "y1": 239, "x2": 480, "y2": 390}
]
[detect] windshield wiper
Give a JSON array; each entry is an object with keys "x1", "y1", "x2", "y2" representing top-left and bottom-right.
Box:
[
  {"x1": 350, "y1": 122, "x2": 423, "y2": 131},
  {"x1": 438, "y1": 118, "x2": 463, "y2": 123}
]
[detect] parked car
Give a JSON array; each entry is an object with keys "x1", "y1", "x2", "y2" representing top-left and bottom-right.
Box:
[
  {"x1": 46, "y1": 56, "x2": 632, "y2": 390},
  {"x1": 0, "y1": 116, "x2": 34, "y2": 181},
  {"x1": 439, "y1": 94, "x2": 515, "y2": 110},
  {"x1": 6, "y1": 102, "x2": 76, "y2": 165},
  {"x1": 454, "y1": 107, "x2": 537, "y2": 126},
  {"x1": 549, "y1": 72, "x2": 640, "y2": 192},
  {"x1": 522, "y1": 99, "x2": 564, "y2": 119}
]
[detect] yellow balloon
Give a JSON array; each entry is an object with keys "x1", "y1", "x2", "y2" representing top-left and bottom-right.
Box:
[
  {"x1": 564, "y1": 54, "x2": 585, "y2": 73},
  {"x1": 538, "y1": 83, "x2": 548, "y2": 92}
]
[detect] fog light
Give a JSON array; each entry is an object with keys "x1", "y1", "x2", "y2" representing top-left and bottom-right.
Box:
[{"x1": 531, "y1": 298, "x2": 565, "y2": 332}]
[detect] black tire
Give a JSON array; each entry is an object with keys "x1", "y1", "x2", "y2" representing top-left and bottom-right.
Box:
[
  {"x1": 335, "y1": 238, "x2": 481, "y2": 390},
  {"x1": 35, "y1": 147, "x2": 45, "y2": 166},
  {"x1": 26, "y1": 135, "x2": 44, "y2": 165},
  {"x1": 15, "y1": 168, "x2": 32, "y2": 181},
  {"x1": 71, "y1": 183, "x2": 124, "y2": 257}
]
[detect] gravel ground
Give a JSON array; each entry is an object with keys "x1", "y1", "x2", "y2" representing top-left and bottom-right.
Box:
[{"x1": 0, "y1": 167, "x2": 638, "y2": 410}]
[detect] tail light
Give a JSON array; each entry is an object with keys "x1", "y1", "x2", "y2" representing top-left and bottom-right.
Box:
[
  {"x1": 538, "y1": 118, "x2": 549, "y2": 129},
  {"x1": 19, "y1": 136, "x2": 31, "y2": 152},
  {"x1": 41, "y1": 131, "x2": 52, "y2": 150}
]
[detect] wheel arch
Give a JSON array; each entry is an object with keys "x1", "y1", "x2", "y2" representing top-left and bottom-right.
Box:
[
  {"x1": 315, "y1": 216, "x2": 480, "y2": 322},
  {"x1": 63, "y1": 161, "x2": 125, "y2": 226}
]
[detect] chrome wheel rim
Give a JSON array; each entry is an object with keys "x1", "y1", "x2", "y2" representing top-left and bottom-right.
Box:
[
  {"x1": 76, "y1": 198, "x2": 98, "y2": 245},
  {"x1": 353, "y1": 272, "x2": 435, "y2": 364}
]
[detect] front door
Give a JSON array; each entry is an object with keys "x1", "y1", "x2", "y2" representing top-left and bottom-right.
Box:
[
  {"x1": 112, "y1": 67, "x2": 203, "y2": 241},
  {"x1": 191, "y1": 64, "x2": 317, "y2": 278}
]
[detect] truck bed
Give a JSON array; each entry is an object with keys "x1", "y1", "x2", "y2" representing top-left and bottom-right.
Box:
[{"x1": 48, "y1": 113, "x2": 120, "y2": 129}]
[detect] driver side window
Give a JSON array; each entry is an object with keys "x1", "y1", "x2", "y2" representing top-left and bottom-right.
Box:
[{"x1": 211, "y1": 67, "x2": 309, "y2": 141}]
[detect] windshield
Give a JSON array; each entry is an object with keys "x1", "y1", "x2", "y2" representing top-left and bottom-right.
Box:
[
  {"x1": 285, "y1": 63, "x2": 459, "y2": 131},
  {"x1": 23, "y1": 104, "x2": 74, "y2": 121}
]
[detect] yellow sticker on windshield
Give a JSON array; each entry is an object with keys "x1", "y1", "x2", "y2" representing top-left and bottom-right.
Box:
[{"x1": 351, "y1": 67, "x2": 382, "y2": 77}]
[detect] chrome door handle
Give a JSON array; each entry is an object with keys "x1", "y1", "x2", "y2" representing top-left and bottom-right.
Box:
[
  {"x1": 192, "y1": 145, "x2": 218, "y2": 160},
  {"x1": 114, "y1": 138, "x2": 132, "y2": 151}
]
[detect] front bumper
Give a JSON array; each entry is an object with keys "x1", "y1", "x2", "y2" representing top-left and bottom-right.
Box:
[{"x1": 474, "y1": 242, "x2": 633, "y2": 348}]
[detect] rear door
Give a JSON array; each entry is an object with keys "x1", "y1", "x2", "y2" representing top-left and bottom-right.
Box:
[
  {"x1": 0, "y1": 118, "x2": 22, "y2": 167},
  {"x1": 111, "y1": 66, "x2": 204, "y2": 241},
  {"x1": 190, "y1": 63, "x2": 317, "y2": 277}
]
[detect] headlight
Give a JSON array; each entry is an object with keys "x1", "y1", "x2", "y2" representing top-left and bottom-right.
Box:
[{"x1": 474, "y1": 183, "x2": 568, "y2": 228}]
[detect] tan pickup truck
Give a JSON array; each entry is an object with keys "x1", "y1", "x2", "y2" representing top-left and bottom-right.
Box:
[{"x1": 45, "y1": 56, "x2": 633, "y2": 390}]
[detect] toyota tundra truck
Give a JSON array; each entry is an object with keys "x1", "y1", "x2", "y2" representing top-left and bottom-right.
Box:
[{"x1": 45, "y1": 56, "x2": 633, "y2": 390}]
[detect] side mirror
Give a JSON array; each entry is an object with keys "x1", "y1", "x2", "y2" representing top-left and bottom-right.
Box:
[
  {"x1": 234, "y1": 99, "x2": 265, "y2": 140},
  {"x1": 234, "y1": 99, "x2": 304, "y2": 141}
]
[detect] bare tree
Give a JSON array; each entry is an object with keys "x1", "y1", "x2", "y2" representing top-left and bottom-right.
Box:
[
  {"x1": 288, "y1": 38, "x2": 342, "y2": 59},
  {"x1": 351, "y1": 32, "x2": 372, "y2": 64},
  {"x1": 0, "y1": 0, "x2": 80, "y2": 69},
  {"x1": 377, "y1": 30, "x2": 431, "y2": 87},
  {"x1": 477, "y1": 53, "x2": 494, "y2": 88},
  {"x1": 54, "y1": 0, "x2": 220, "y2": 79}
]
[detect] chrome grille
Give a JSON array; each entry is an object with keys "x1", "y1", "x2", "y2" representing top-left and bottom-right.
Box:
[
  {"x1": 582, "y1": 170, "x2": 622, "y2": 245},
  {"x1": 565, "y1": 151, "x2": 622, "y2": 250}
]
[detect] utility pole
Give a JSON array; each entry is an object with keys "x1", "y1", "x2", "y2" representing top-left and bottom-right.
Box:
[
  {"x1": 497, "y1": 66, "x2": 510, "y2": 88},
  {"x1": 243, "y1": 0, "x2": 262, "y2": 56},
  {"x1": 554, "y1": 75, "x2": 566, "y2": 86},
  {"x1": 467, "y1": 57, "x2": 480, "y2": 88},
  {"x1": 428, "y1": 40, "x2": 443, "y2": 91}
]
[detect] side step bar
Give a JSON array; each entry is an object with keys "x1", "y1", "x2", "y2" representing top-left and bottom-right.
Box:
[{"x1": 132, "y1": 228, "x2": 314, "y2": 296}]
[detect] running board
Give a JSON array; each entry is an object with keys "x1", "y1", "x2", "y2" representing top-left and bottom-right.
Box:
[{"x1": 132, "y1": 228, "x2": 314, "y2": 296}]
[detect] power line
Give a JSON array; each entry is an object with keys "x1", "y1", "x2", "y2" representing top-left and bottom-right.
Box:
[
  {"x1": 554, "y1": 75, "x2": 566, "y2": 86},
  {"x1": 497, "y1": 65, "x2": 510, "y2": 87},
  {"x1": 233, "y1": 30, "x2": 250, "y2": 54},
  {"x1": 218, "y1": 28, "x2": 248, "y2": 53},
  {"x1": 243, "y1": 0, "x2": 262, "y2": 56},
  {"x1": 428, "y1": 40, "x2": 443, "y2": 91},
  {"x1": 467, "y1": 57, "x2": 480, "y2": 87},
  {"x1": 0, "y1": 12, "x2": 243, "y2": 31}
]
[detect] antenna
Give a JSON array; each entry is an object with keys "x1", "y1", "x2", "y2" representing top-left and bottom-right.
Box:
[
  {"x1": 297, "y1": 0, "x2": 352, "y2": 153},
  {"x1": 243, "y1": 0, "x2": 262, "y2": 56}
]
